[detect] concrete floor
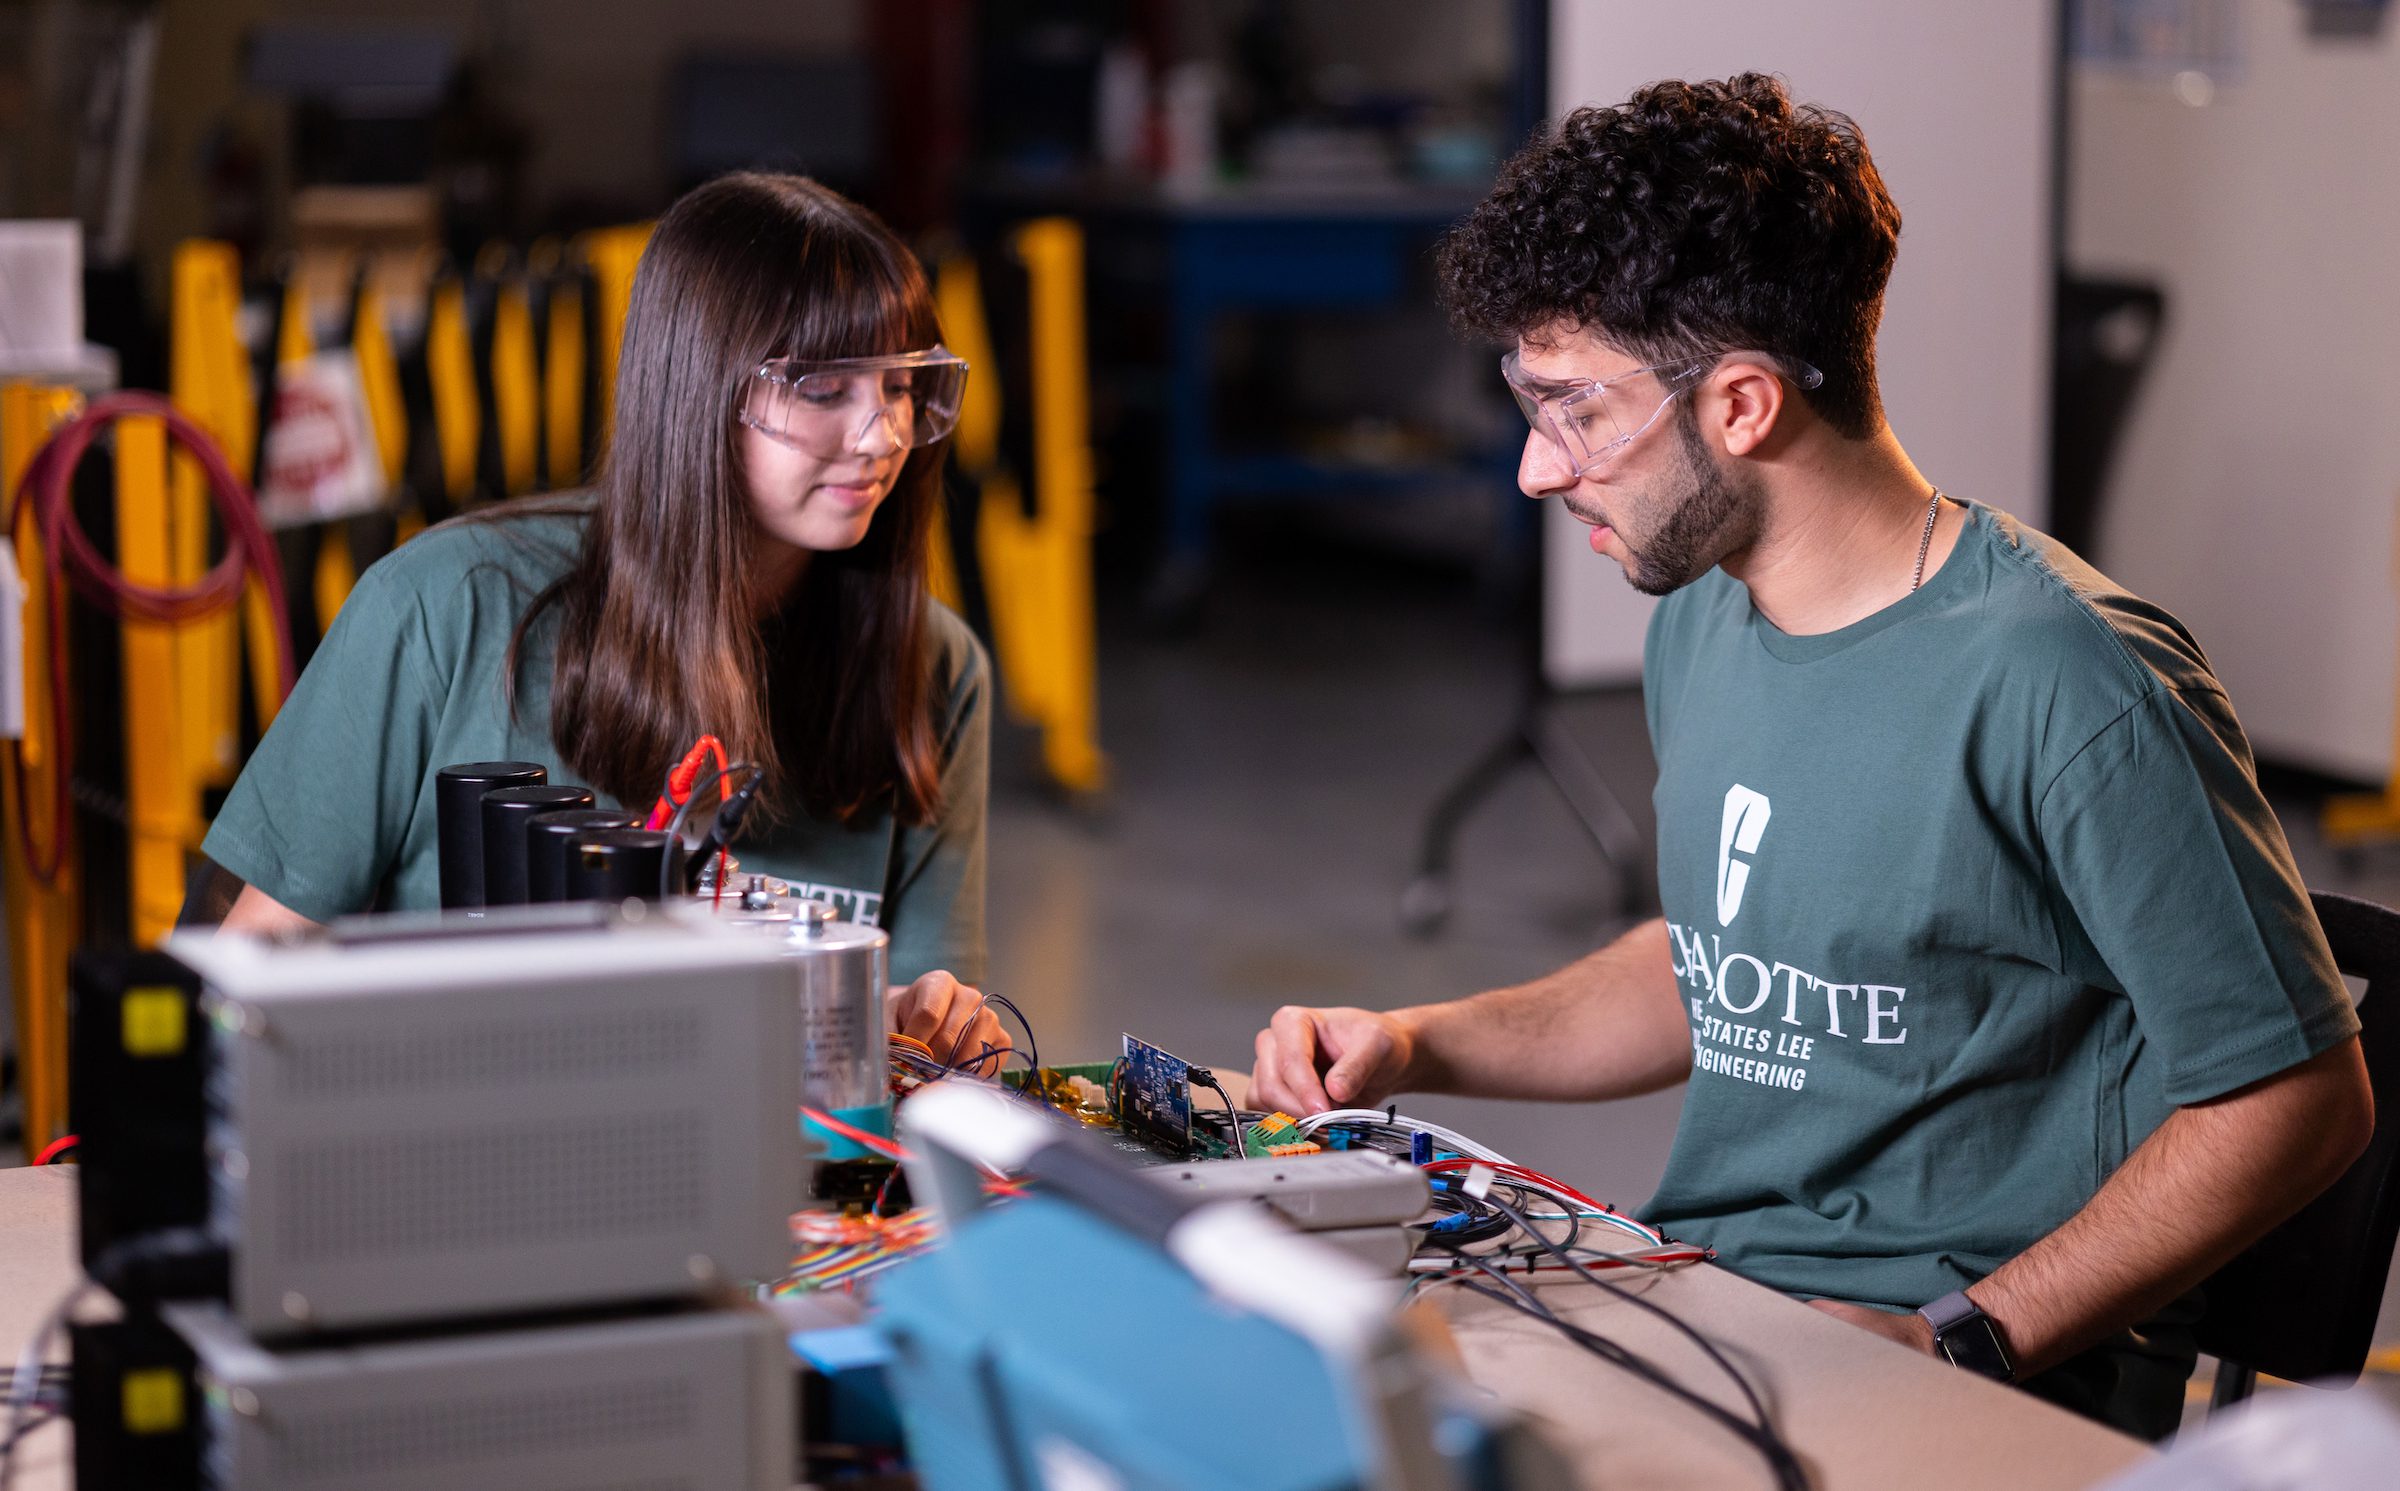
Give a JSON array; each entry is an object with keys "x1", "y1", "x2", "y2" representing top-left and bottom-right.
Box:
[{"x1": 984, "y1": 527, "x2": 2400, "y2": 1408}]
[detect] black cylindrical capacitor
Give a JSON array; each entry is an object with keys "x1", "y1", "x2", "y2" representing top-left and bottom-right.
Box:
[
  {"x1": 561, "y1": 829, "x2": 688, "y2": 904},
  {"x1": 525, "y1": 808, "x2": 643, "y2": 903},
  {"x1": 435, "y1": 761, "x2": 547, "y2": 908},
  {"x1": 480, "y1": 785, "x2": 598, "y2": 906}
]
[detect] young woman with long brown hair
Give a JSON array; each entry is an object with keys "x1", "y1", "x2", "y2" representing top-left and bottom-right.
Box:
[{"x1": 204, "y1": 172, "x2": 1002, "y2": 1053}]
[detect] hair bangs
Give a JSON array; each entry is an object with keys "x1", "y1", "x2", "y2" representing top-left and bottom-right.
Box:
[{"x1": 773, "y1": 234, "x2": 933, "y2": 363}]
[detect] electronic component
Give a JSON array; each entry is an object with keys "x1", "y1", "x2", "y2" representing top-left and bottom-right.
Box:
[
  {"x1": 1141, "y1": 1150, "x2": 1431, "y2": 1232},
  {"x1": 1119, "y1": 1035, "x2": 1193, "y2": 1151},
  {"x1": 1243, "y1": 1112, "x2": 1306, "y2": 1156},
  {"x1": 1302, "y1": 1224, "x2": 1417, "y2": 1275},
  {"x1": 876, "y1": 1083, "x2": 1569, "y2": 1491},
  {"x1": 525, "y1": 807, "x2": 642, "y2": 903},
  {"x1": 159, "y1": 914, "x2": 804, "y2": 1339},
  {"x1": 434, "y1": 760, "x2": 546, "y2": 908},
  {"x1": 161, "y1": 1301, "x2": 794, "y2": 1491},
  {"x1": 781, "y1": 902, "x2": 893, "y2": 1160},
  {"x1": 68, "y1": 1310, "x2": 201, "y2": 1490},
  {"x1": 478, "y1": 782, "x2": 596, "y2": 906},
  {"x1": 68, "y1": 949, "x2": 212, "y2": 1275},
  {"x1": 562, "y1": 826, "x2": 686, "y2": 901}
]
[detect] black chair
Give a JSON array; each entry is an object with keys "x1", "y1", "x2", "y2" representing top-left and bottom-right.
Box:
[{"x1": 2194, "y1": 889, "x2": 2400, "y2": 1410}]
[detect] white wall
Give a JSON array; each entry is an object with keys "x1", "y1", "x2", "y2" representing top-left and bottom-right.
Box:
[
  {"x1": 1543, "y1": 4, "x2": 2056, "y2": 686},
  {"x1": 2072, "y1": 5, "x2": 2399, "y2": 779}
]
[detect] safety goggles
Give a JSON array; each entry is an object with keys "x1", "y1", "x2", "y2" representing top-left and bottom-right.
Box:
[
  {"x1": 740, "y1": 346, "x2": 969, "y2": 458},
  {"x1": 1501, "y1": 348, "x2": 1824, "y2": 475}
]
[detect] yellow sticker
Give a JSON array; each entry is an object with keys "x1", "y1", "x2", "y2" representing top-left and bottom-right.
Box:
[
  {"x1": 122, "y1": 1367, "x2": 185, "y2": 1434},
  {"x1": 122, "y1": 988, "x2": 188, "y2": 1057}
]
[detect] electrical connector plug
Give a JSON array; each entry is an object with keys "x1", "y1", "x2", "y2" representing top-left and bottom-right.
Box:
[{"x1": 1243, "y1": 1112, "x2": 1305, "y2": 1157}]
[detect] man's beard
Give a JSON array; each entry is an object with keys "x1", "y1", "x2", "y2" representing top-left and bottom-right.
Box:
[{"x1": 1618, "y1": 405, "x2": 1764, "y2": 596}]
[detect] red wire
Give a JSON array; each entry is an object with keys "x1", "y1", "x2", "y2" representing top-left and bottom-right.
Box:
[
  {"x1": 802, "y1": 1104, "x2": 1025, "y2": 1196},
  {"x1": 645, "y1": 734, "x2": 728, "y2": 830},
  {"x1": 1420, "y1": 1157, "x2": 1652, "y2": 1232},
  {"x1": 8, "y1": 393, "x2": 297, "y2": 883},
  {"x1": 30, "y1": 1133, "x2": 78, "y2": 1165},
  {"x1": 804, "y1": 1104, "x2": 907, "y2": 1160}
]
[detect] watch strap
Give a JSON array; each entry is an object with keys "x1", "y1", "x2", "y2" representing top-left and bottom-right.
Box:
[{"x1": 1919, "y1": 1289, "x2": 1983, "y2": 1334}]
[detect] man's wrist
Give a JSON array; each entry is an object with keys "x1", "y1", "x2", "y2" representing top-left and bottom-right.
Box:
[{"x1": 1386, "y1": 1005, "x2": 1439, "y2": 1094}]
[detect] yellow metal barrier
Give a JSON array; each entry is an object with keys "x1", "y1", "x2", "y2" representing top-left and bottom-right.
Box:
[
  {"x1": 543, "y1": 259, "x2": 587, "y2": 489},
  {"x1": 168, "y1": 241, "x2": 252, "y2": 780},
  {"x1": 2, "y1": 383, "x2": 85, "y2": 1151},
  {"x1": 427, "y1": 278, "x2": 480, "y2": 506},
  {"x1": 974, "y1": 220, "x2": 1106, "y2": 796},
  {"x1": 114, "y1": 413, "x2": 186, "y2": 946},
  {"x1": 579, "y1": 224, "x2": 653, "y2": 445},
  {"x1": 492, "y1": 270, "x2": 541, "y2": 498}
]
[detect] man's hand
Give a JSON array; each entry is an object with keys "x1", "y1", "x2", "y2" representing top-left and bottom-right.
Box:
[
  {"x1": 1808, "y1": 1299, "x2": 1936, "y2": 1356},
  {"x1": 1251, "y1": 1006, "x2": 1417, "y2": 1116},
  {"x1": 888, "y1": 972, "x2": 1009, "y2": 1068}
]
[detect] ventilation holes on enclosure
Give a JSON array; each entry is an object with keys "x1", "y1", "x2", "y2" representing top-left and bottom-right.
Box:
[
  {"x1": 278, "y1": 1008, "x2": 705, "y2": 1099},
  {"x1": 277, "y1": 1113, "x2": 708, "y2": 1260},
  {"x1": 269, "y1": 1379, "x2": 695, "y2": 1477}
]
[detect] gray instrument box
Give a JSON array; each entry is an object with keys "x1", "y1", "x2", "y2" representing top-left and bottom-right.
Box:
[
  {"x1": 165, "y1": 918, "x2": 804, "y2": 1340},
  {"x1": 164, "y1": 1301, "x2": 794, "y2": 1491},
  {"x1": 1142, "y1": 1149, "x2": 1432, "y2": 1230}
]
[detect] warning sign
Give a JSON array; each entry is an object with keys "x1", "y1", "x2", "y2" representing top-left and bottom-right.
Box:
[{"x1": 257, "y1": 349, "x2": 388, "y2": 527}]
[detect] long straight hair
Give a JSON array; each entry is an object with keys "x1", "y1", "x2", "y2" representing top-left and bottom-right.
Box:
[{"x1": 511, "y1": 173, "x2": 947, "y2": 826}]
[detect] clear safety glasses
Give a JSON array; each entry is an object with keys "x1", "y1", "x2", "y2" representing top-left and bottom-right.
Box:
[
  {"x1": 1501, "y1": 348, "x2": 1824, "y2": 475},
  {"x1": 740, "y1": 346, "x2": 969, "y2": 458}
]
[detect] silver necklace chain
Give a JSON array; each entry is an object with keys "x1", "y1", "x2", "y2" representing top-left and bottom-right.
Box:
[{"x1": 1911, "y1": 487, "x2": 1944, "y2": 592}]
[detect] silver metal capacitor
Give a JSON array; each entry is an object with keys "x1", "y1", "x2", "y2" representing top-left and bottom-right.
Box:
[{"x1": 780, "y1": 899, "x2": 893, "y2": 1157}]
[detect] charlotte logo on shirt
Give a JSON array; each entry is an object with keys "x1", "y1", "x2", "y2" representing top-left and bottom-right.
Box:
[
  {"x1": 1669, "y1": 782, "x2": 1916, "y2": 1095},
  {"x1": 786, "y1": 880, "x2": 884, "y2": 926}
]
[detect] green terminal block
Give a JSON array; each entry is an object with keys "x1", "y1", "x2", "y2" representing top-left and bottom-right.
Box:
[{"x1": 1242, "y1": 1113, "x2": 1305, "y2": 1158}]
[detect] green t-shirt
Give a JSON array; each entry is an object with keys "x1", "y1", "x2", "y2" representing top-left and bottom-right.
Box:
[
  {"x1": 202, "y1": 503, "x2": 990, "y2": 984},
  {"x1": 1640, "y1": 502, "x2": 2357, "y2": 1432}
]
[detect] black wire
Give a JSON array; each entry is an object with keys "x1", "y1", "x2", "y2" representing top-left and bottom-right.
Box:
[
  {"x1": 983, "y1": 1044, "x2": 1038, "y2": 1079},
  {"x1": 1437, "y1": 1260, "x2": 1807, "y2": 1491},
  {"x1": 1447, "y1": 1276, "x2": 1806, "y2": 1491},
  {"x1": 1487, "y1": 1180, "x2": 1582, "y2": 1258},
  {"x1": 658, "y1": 761, "x2": 764, "y2": 899},
  {"x1": 1413, "y1": 1181, "x2": 1514, "y2": 1248},
  {"x1": 980, "y1": 990, "x2": 1041, "y2": 1075},
  {"x1": 1480, "y1": 1189, "x2": 1774, "y2": 1436},
  {"x1": 0, "y1": 1406, "x2": 58, "y2": 1468},
  {"x1": 1191, "y1": 1071, "x2": 1243, "y2": 1157},
  {"x1": 939, "y1": 1008, "x2": 982, "y2": 1069}
]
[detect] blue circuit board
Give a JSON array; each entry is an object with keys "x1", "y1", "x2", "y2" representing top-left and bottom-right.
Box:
[{"x1": 1121, "y1": 1035, "x2": 1193, "y2": 1151}]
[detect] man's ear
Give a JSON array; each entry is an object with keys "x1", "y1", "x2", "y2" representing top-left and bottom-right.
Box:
[{"x1": 1708, "y1": 359, "x2": 1790, "y2": 457}]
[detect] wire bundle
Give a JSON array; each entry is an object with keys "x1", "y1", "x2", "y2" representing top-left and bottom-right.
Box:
[
  {"x1": 9, "y1": 392, "x2": 298, "y2": 882},
  {"x1": 776, "y1": 1208, "x2": 939, "y2": 1294}
]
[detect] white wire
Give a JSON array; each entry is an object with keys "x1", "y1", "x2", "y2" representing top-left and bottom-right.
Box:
[
  {"x1": 1, "y1": 1283, "x2": 87, "y2": 1491},
  {"x1": 1489, "y1": 1175, "x2": 1663, "y2": 1245},
  {"x1": 1291, "y1": 1109, "x2": 1517, "y2": 1164}
]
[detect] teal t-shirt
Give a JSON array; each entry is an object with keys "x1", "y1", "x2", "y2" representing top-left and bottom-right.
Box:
[
  {"x1": 1640, "y1": 502, "x2": 2357, "y2": 1431},
  {"x1": 202, "y1": 502, "x2": 990, "y2": 984}
]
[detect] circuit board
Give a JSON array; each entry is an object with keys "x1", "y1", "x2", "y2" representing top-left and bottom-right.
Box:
[
  {"x1": 1120, "y1": 1035, "x2": 1193, "y2": 1150},
  {"x1": 996, "y1": 1042, "x2": 1239, "y2": 1164}
]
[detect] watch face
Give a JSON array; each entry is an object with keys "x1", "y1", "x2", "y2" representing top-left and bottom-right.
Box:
[{"x1": 1940, "y1": 1317, "x2": 2015, "y2": 1382}]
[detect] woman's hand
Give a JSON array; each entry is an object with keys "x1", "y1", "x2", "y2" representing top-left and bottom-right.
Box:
[{"x1": 888, "y1": 972, "x2": 1012, "y2": 1070}]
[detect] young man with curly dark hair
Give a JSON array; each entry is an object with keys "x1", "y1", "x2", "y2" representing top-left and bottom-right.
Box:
[{"x1": 1249, "y1": 74, "x2": 2372, "y2": 1439}]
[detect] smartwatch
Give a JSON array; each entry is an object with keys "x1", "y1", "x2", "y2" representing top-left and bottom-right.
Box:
[{"x1": 1918, "y1": 1290, "x2": 2014, "y2": 1382}]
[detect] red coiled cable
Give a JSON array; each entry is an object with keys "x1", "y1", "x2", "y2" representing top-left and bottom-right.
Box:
[{"x1": 9, "y1": 391, "x2": 298, "y2": 884}]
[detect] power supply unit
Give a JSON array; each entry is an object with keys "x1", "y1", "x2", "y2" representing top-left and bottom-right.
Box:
[{"x1": 160, "y1": 913, "x2": 806, "y2": 1339}]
